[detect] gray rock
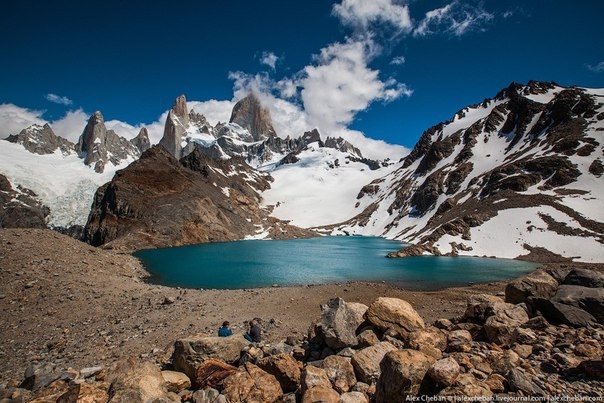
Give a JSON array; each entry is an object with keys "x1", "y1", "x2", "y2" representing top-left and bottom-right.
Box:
[
  {"x1": 79, "y1": 366, "x2": 103, "y2": 379},
  {"x1": 553, "y1": 284, "x2": 604, "y2": 324},
  {"x1": 484, "y1": 303, "x2": 529, "y2": 346},
  {"x1": 130, "y1": 127, "x2": 151, "y2": 154},
  {"x1": 351, "y1": 342, "x2": 398, "y2": 384},
  {"x1": 340, "y1": 391, "x2": 369, "y2": 403},
  {"x1": 463, "y1": 294, "x2": 504, "y2": 323},
  {"x1": 320, "y1": 297, "x2": 368, "y2": 350},
  {"x1": 322, "y1": 355, "x2": 356, "y2": 393},
  {"x1": 531, "y1": 297, "x2": 597, "y2": 327},
  {"x1": 507, "y1": 368, "x2": 546, "y2": 396},
  {"x1": 159, "y1": 95, "x2": 189, "y2": 158},
  {"x1": 427, "y1": 357, "x2": 461, "y2": 387},
  {"x1": 300, "y1": 365, "x2": 332, "y2": 393},
  {"x1": 563, "y1": 268, "x2": 604, "y2": 288},
  {"x1": 256, "y1": 353, "x2": 301, "y2": 393},
  {"x1": 447, "y1": 330, "x2": 473, "y2": 352},
  {"x1": 505, "y1": 270, "x2": 559, "y2": 305},
  {"x1": 229, "y1": 93, "x2": 277, "y2": 141},
  {"x1": 6, "y1": 123, "x2": 74, "y2": 155},
  {"x1": 191, "y1": 387, "x2": 225, "y2": 403}
]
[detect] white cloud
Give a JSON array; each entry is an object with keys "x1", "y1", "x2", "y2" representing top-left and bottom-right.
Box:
[
  {"x1": 51, "y1": 109, "x2": 88, "y2": 142},
  {"x1": 413, "y1": 1, "x2": 494, "y2": 37},
  {"x1": 332, "y1": 0, "x2": 413, "y2": 33},
  {"x1": 260, "y1": 51, "x2": 279, "y2": 71},
  {"x1": 45, "y1": 93, "x2": 73, "y2": 106},
  {"x1": 391, "y1": 55, "x2": 406, "y2": 65},
  {"x1": 587, "y1": 61, "x2": 604, "y2": 73},
  {"x1": 300, "y1": 38, "x2": 411, "y2": 131}
]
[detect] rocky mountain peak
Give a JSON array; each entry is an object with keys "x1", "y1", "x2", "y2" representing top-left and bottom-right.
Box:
[
  {"x1": 159, "y1": 95, "x2": 191, "y2": 158},
  {"x1": 6, "y1": 123, "x2": 75, "y2": 156},
  {"x1": 229, "y1": 93, "x2": 277, "y2": 141},
  {"x1": 131, "y1": 127, "x2": 151, "y2": 154},
  {"x1": 172, "y1": 94, "x2": 188, "y2": 119}
]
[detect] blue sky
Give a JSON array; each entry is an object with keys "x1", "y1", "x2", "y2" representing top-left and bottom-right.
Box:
[{"x1": 1, "y1": 0, "x2": 603, "y2": 156}]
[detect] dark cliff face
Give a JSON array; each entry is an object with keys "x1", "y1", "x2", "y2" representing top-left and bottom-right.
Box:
[
  {"x1": 229, "y1": 93, "x2": 277, "y2": 141},
  {"x1": 84, "y1": 146, "x2": 314, "y2": 249},
  {"x1": 6, "y1": 124, "x2": 74, "y2": 155},
  {"x1": 0, "y1": 174, "x2": 49, "y2": 229}
]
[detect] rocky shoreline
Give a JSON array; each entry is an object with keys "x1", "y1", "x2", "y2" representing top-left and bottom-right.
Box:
[{"x1": 1, "y1": 228, "x2": 602, "y2": 402}]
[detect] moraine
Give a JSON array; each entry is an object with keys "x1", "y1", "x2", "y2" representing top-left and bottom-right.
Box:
[{"x1": 134, "y1": 236, "x2": 536, "y2": 290}]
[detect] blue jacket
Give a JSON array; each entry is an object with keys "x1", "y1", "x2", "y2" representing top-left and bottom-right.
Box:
[{"x1": 218, "y1": 326, "x2": 232, "y2": 337}]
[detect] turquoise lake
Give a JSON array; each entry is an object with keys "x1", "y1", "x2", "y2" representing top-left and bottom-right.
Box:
[{"x1": 134, "y1": 236, "x2": 537, "y2": 290}]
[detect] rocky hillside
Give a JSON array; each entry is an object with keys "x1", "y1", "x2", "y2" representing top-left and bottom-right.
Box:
[
  {"x1": 335, "y1": 81, "x2": 604, "y2": 262},
  {"x1": 84, "y1": 146, "x2": 315, "y2": 249},
  {"x1": 0, "y1": 174, "x2": 49, "y2": 228}
]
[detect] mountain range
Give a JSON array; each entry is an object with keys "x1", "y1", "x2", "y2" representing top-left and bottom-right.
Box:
[{"x1": 0, "y1": 81, "x2": 602, "y2": 261}]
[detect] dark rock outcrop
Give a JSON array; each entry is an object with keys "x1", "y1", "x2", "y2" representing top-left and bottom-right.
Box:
[
  {"x1": 0, "y1": 174, "x2": 49, "y2": 228},
  {"x1": 6, "y1": 123, "x2": 74, "y2": 155},
  {"x1": 229, "y1": 93, "x2": 277, "y2": 141}
]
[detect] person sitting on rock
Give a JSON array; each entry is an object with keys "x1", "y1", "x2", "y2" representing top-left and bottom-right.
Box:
[
  {"x1": 244, "y1": 319, "x2": 261, "y2": 343},
  {"x1": 218, "y1": 321, "x2": 232, "y2": 337}
]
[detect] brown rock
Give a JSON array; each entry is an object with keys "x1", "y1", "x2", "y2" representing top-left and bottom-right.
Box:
[
  {"x1": 161, "y1": 370, "x2": 191, "y2": 393},
  {"x1": 321, "y1": 297, "x2": 368, "y2": 349},
  {"x1": 301, "y1": 365, "x2": 332, "y2": 393},
  {"x1": 301, "y1": 386, "x2": 340, "y2": 403},
  {"x1": 375, "y1": 349, "x2": 435, "y2": 402},
  {"x1": 340, "y1": 391, "x2": 369, "y2": 403},
  {"x1": 447, "y1": 330, "x2": 473, "y2": 352},
  {"x1": 107, "y1": 357, "x2": 172, "y2": 403},
  {"x1": 222, "y1": 362, "x2": 283, "y2": 403},
  {"x1": 351, "y1": 342, "x2": 398, "y2": 384},
  {"x1": 322, "y1": 355, "x2": 356, "y2": 393},
  {"x1": 365, "y1": 297, "x2": 425, "y2": 337},
  {"x1": 484, "y1": 373, "x2": 506, "y2": 393},
  {"x1": 438, "y1": 373, "x2": 492, "y2": 398},
  {"x1": 505, "y1": 270, "x2": 559, "y2": 304},
  {"x1": 427, "y1": 357, "x2": 461, "y2": 387},
  {"x1": 194, "y1": 359, "x2": 238, "y2": 390},
  {"x1": 484, "y1": 303, "x2": 529, "y2": 346},
  {"x1": 257, "y1": 353, "x2": 301, "y2": 393}
]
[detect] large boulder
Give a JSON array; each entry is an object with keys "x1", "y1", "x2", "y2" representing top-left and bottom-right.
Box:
[
  {"x1": 161, "y1": 370, "x2": 191, "y2": 393},
  {"x1": 300, "y1": 365, "x2": 332, "y2": 393},
  {"x1": 563, "y1": 269, "x2": 604, "y2": 288},
  {"x1": 463, "y1": 294, "x2": 505, "y2": 323},
  {"x1": 505, "y1": 270, "x2": 559, "y2": 304},
  {"x1": 531, "y1": 298, "x2": 597, "y2": 327},
  {"x1": 194, "y1": 359, "x2": 238, "y2": 390},
  {"x1": 427, "y1": 357, "x2": 461, "y2": 387},
  {"x1": 365, "y1": 298, "x2": 425, "y2": 337},
  {"x1": 256, "y1": 353, "x2": 301, "y2": 393},
  {"x1": 221, "y1": 362, "x2": 283, "y2": 403},
  {"x1": 107, "y1": 358, "x2": 174, "y2": 403},
  {"x1": 351, "y1": 342, "x2": 398, "y2": 384},
  {"x1": 553, "y1": 284, "x2": 604, "y2": 324},
  {"x1": 403, "y1": 327, "x2": 448, "y2": 359},
  {"x1": 301, "y1": 386, "x2": 340, "y2": 403},
  {"x1": 484, "y1": 303, "x2": 529, "y2": 346},
  {"x1": 375, "y1": 349, "x2": 435, "y2": 402},
  {"x1": 320, "y1": 297, "x2": 368, "y2": 349},
  {"x1": 171, "y1": 335, "x2": 248, "y2": 379}
]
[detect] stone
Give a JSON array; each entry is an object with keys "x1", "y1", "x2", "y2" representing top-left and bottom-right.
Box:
[
  {"x1": 301, "y1": 386, "x2": 340, "y2": 403},
  {"x1": 301, "y1": 365, "x2": 332, "y2": 394},
  {"x1": 577, "y1": 360, "x2": 604, "y2": 380},
  {"x1": 434, "y1": 318, "x2": 453, "y2": 330},
  {"x1": 191, "y1": 387, "x2": 227, "y2": 403},
  {"x1": 351, "y1": 342, "x2": 398, "y2": 384},
  {"x1": 107, "y1": 357, "x2": 173, "y2": 403},
  {"x1": 320, "y1": 297, "x2": 368, "y2": 350},
  {"x1": 531, "y1": 297, "x2": 597, "y2": 327},
  {"x1": 256, "y1": 353, "x2": 301, "y2": 393},
  {"x1": 513, "y1": 327, "x2": 538, "y2": 344},
  {"x1": 553, "y1": 284, "x2": 604, "y2": 324},
  {"x1": 19, "y1": 362, "x2": 63, "y2": 391},
  {"x1": 365, "y1": 297, "x2": 425, "y2": 337},
  {"x1": 507, "y1": 368, "x2": 546, "y2": 396},
  {"x1": 171, "y1": 334, "x2": 248, "y2": 379},
  {"x1": 427, "y1": 357, "x2": 461, "y2": 387},
  {"x1": 194, "y1": 360, "x2": 238, "y2": 390},
  {"x1": 446, "y1": 330, "x2": 473, "y2": 352},
  {"x1": 357, "y1": 328, "x2": 380, "y2": 347},
  {"x1": 340, "y1": 391, "x2": 369, "y2": 403},
  {"x1": 484, "y1": 373, "x2": 506, "y2": 393},
  {"x1": 463, "y1": 294, "x2": 505, "y2": 323},
  {"x1": 79, "y1": 366, "x2": 103, "y2": 379},
  {"x1": 322, "y1": 355, "x2": 356, "y2": 393},
  {"x1": 375, "y1": 349, "x2": 435, "y2": 402},
  {"x1": 563, "y1": 268, "x2": 604, "y2": 288},
  {"x1": 161, "y1": 370, "x2": 191, "y2": 393},
  {"x1": 221, "y1": 362, "x2": 283, "y2": 403},
  {"x1": 484, "y1": 303, "x2": 529, "y2": 345},
  {"x1": 574, "y1": 343, "x2": 601, "y2": 359},
  {"x1": 505, "y1": 270, "x2": 559, "y2": 304},
  {"x1": 404, "y1": 327, "x2": 448, "y2": 358},
  {"x1": 437, "y1": 373, "x2": 492, "y2": 398},
  {"x1": 513, "y1": 344, "x2": 533, "y2": 359},
  {"x1": 486, "y1": 350, "x2": 520, "y2": 375},
  {"x1": 159, "y1": 95, "x2": 189, "y2": 158}
]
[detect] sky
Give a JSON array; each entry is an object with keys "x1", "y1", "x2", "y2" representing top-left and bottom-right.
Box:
[{"x1": 1, "y1": 0, "x2": 603, "y2": 159}]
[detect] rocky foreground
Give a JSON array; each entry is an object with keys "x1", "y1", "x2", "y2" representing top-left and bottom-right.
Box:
[{"x1": 0, "y1": 229, "x2": 603, "y2": 402}]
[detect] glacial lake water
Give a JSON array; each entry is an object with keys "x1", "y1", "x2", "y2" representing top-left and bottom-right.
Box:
[{"x1": 134, "y1": 236, "x2": 537, "y2": 290}]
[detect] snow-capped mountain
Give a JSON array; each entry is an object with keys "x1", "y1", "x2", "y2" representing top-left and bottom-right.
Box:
[{"x1": 323, "y1": 81, "x2": 603, "y2": 262}]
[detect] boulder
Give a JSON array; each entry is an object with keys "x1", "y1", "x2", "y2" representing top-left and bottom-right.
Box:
[
  {"x1": 375, "y1": 349, "x2": 435, "y2": 402},
  {"x1": 301, "y1": 386, "x2": 340, "y2": 403},
  {"x1": 507, "y1": 368, "x2": 546, "y2": 396},
  {"x1": 171, "y1": 334, "x2": 248, "y2": 379},
  {"x1": 351, "y1": 342, "x2": 398, "y2": 384},
  {"x1": 553, "y1": 284, "x2": 604, "y2": 324},
  {"x1": 322, "y1": 355, "x2": 356, "y2": 393},
  {"x1": 577, "y1": 360, "x2": 604, "y2": 380},
  {"x1": 463, "y1": 294, "x2": 505, "y2": 323},
  {"x1": 446, "y1": 330, "x2": 473, "y2": 352},
  {"x1": 340, "y1": 391, "x2": 369, "y2": 403},
  {"x1": 221, "y1": 362, "x2": 283, "y2": 403},
  {"x1": 161, "y1": 370, "x2": 191, "y2": 393},
  {"x1": 320, "y1": 297, "x2": 368, "y2": 350},
  {"x1": 191, "y1": 387, "x2": 227, "y2": 403},
  {"x1": 404, "y1": 327, "x2": 447, "y2": 359},
  {"x1": 256, "y1": 353, "x2": 301, "y2": 393},
  {"x1": 365, "y1": 297, "x2": 425, "y2": 337},
  {"x1": 505, "y1": 270, "x2": 559, "y2": 304},
  {"x1": 484, "y1": 303, "x2": 529, "y2": 345},
  {"x1": 531, "y1": 298, "x2": 597, "y2": 327},
  {"x1": 427, "y1": 357, "x2": 461, "y2": 387},
  {"x1": 194, "y1": 359, "x2": 238, "y2": 390},
  {"x1": 107, "y1": 357, "x2": 173, "y2": 403},
  {"x1": 437, "y1": 373, "x2": 492, "y2": 398},
  {"x1": 563, "y1": 268, "x2": 604, "y2": 288},
  {"x1": 301, "y1": 365, "x2": 332, "y2": 392},
  {"x1": 357, "y1": 328, "x2": 380, "y2": 347}
]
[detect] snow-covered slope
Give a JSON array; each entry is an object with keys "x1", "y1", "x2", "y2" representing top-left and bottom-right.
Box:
[
  {"x1": 0, "y1": 141, "x2": 126, "y2": 227},
  {"x1": 262, "y1": 142, "x2": 397, "y2": 227},
  {"x1": 330, "y1": 81, "x2": 604, "y2": 262}
]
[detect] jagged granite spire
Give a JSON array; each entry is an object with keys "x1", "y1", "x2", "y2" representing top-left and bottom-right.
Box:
[
  {"x1": 6, "y1": 123, "x2": 75, "y2": 155},
  {"x1": 229, "y1": 93, "x2": 277, "y2": 141},
  {"x1": 77, "y1": 111, "x2": 108, "y2": 172},
  {"x1": 131, "y1": 127, "x2": 151, "y2": 154},
  {"x1": 159, "y1": 94, "x2": 189, "y2": 158}
]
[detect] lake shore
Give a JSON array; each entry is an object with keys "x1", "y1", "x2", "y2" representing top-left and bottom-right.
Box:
[{"x1": 1, "y1": 228, "x2": 601, "y2": 385}]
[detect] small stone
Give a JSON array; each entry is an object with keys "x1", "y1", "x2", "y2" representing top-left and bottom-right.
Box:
[{"x1": 427, "y1": 357, "x2": 460, "y2": 387}]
